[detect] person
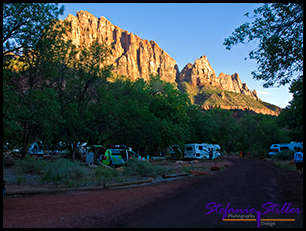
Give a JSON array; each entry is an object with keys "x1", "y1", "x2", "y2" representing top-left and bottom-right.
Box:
[
  {"x1": 209, "y1": 149, "x2": 213, "y2": 163},
  {"x1": 293, "y1": 147, "x2": 303, "y2": 178},
  {"x1": 174, "y1": 146, "x2": 183, "y2": 159}
]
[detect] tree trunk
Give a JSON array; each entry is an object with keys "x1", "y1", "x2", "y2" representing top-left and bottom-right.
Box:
[
  {"x1": 153, "y1": 144, "x2": 159, "y2": 156},
  {"x1": 139, "y1": 146, "x2": 145, "y2": 157},
  {"x1": 70, "y1": 141, "x2": 78, "y2": 161},
  {"x1": 21, "y1": 123, "x2": 30, "y2": 159}
]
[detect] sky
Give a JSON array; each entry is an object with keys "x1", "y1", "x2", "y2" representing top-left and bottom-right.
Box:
[{"x1": 59, "y1": 3, "x2": 294, "y2": 109}]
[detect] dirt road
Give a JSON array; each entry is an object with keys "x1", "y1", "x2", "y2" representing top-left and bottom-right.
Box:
[{"x1": 3, "y1": 158, "x2": 303, "y2": 228}]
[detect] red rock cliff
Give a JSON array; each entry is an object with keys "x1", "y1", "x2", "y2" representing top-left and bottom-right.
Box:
[{"x1": 61, "y1": 10, "x2": 179, "y2": 82}]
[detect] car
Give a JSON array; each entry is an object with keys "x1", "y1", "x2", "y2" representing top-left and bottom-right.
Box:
[{"x1": 97, "y1": 144, "x2": 139, "y2": 166}]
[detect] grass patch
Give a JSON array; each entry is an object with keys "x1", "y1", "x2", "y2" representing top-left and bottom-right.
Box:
[
  {"x1": 273, "y1": 160, "x2": 296, "y2": 171},
  {"x1": 95, "y1": 166, "x2": 119, "y2": 178}
]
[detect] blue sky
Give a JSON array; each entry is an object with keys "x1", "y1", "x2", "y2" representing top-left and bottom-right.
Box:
[{"x1": 59, "y1": 3, "x2": 293, "y2": 109}]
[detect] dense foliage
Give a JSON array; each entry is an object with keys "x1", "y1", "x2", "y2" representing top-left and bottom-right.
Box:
[
  {"x1": 223, "y1": 3, "x2": 303, "y2": 144},
  {"x1": 224, "y1": 3, "x2": 303, "y2": 88},
  {"x1": 3, "y1": 3, "x2": 302, "y2": 160}
]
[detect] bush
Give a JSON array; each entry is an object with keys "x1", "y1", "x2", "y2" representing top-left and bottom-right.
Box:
[
  {"x1": 273, "y1": 150, "x2": 295, "y2": 161},
  {"x1": 95, "y1": 166, "x2": 119, "y2": 178},
  {"x1": 42, "y1": 159, "x2": 88, "y2": 184},
  {"x1": 13, "y1": 155, "x2": 48, "y2": 175},
  {"x1": 123, "y1": 157, "x2": 169, "y2": 177}
]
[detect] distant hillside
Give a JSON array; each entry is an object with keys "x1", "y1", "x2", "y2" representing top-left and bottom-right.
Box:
[{"x1": 179, "y1": 83, "x2": 281, "y2": 116}]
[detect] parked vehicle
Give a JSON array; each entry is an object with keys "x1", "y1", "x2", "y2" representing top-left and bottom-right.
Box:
[
  {"x1": 28, "y1": 142, "x2": 44, "y2": 157},
  {"x1": 269, "y1": 141, "x2": 303, "y2": 157},
  {"x1": 97, "y1": 144, "x2": 139, "y2": 166},
  {"x1": 202, "y1": 143, "x2": 221, "y2": 159},
  {"x1": 183, "y1": 143, "x2": 209, "y2": 159}
]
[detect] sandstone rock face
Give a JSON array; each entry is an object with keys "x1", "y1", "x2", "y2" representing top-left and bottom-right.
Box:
[
  {"x1": 218, "y1": 72, "x2": 259, "y2": 100},
  {"x1": 178, "y1": 56, "x2": 219, "y2": 87},
  {"x1": 61, "y1": 10, "x2": 179, "y2": 83},
  {"x1": 179, "y1": 56, "x2": 259, "y2": 100}
]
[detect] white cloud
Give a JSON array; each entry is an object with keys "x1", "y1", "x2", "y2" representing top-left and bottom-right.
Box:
[{"x1": 257, "y1": 91, "x2": 272, "y2": 95}]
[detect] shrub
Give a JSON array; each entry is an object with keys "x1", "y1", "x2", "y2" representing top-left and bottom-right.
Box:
[
  {"x1": 42, "y1": 159, "x2": 88, "y2": 184},
  {"x1": 123, "y1": 157, "x2": 169, "y2": 177},
  {"x1": 273, "y1": 150, "x2": 295, "y2": 161},
  {"x1": 13, "y1": 155, "x2": 48, "y2": 175}
]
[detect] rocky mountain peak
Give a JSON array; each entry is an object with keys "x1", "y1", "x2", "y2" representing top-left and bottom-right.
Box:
[
  {"x1": 218, "y1": 72, "x2": 259, "y2": 100},
  {"x1": 179, "y1": 56, "x2": 259, "y2": 100},
  {"x1": 178, "y1": 56, "x2": 219, "y2": 87},
  {"x1": 61, "y1": 10, "x2": 179, "y2": 83}
]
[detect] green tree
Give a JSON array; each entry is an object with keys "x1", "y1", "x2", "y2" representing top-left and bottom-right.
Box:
[
  {"x1": 3, "y1": 3, "x2": 64, "y2": 55},
  {"x1": 256, "y1": 116, "x2": 290, "y2": 151},
  {"x1": 277, "y1": 75, "x2": 303, "y2": 141},
  {"x1": 3, "y1": 3, "x2": 65, "y2": 158},
  {"x1": 3, "y1": 23, "x2": 69, "y2": 157},
  {"x1": 224, "y1": 3, "x2": 303, "y2": 88},
  {"x1": 206, "y1": 108, "x2": 240, "y2": 153},
  {"x1": 3, "y1": 52, "x2": 61, "y2": 158},
  {"x1": 55, "y1": 41, "x2": 113, "y2": 160},
  {"x1": 186, "y1": 105, "x2": 216, "y2": 144},
  {"x1": 238, "y1": 113, "x2": 259, "y2": 156},
  {"x1": 104, "y1": 77, "x2": 157, "y2": 154},
  {"x1": 147, "y1": 75, "x2": 190, "y2": 154}
]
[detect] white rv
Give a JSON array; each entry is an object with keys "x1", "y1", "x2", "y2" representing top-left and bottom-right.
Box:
[
  {"x1": 202, "y1": 143, "x2": 221, "y2": 159},
  {"x1": 269, "y1": 141, "x2": 303, "y2": 157},
  {"x1": 184, "y1": 143, "x2": 209, "y2": 159}
]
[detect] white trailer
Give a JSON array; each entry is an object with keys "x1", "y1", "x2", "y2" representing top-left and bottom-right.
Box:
[
  {"x1": 268, "y1": 141, "x2": 303, "y2": 157},
  {"x1": 183, "y1": 143, "x2": 209, "y2": 159}
]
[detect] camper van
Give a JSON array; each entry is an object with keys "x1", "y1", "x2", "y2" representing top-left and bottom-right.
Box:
[
  {"x1": 184, "y1": 143, "x2": 209, "y2": 159},
  {"x1": 269, "y1": 141, "x2": 303, "y2": 157},
  {"x1": 202, "y1": 143, "x2": 221, "y2": 159}
]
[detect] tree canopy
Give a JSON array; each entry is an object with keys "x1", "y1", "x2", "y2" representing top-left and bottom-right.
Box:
[
  {"x1": 224, "y1": 3, "x2": 303, "y2": 88},
  {"x1": 3, "y1": 3, "x2": 64, "y2": 55}
]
